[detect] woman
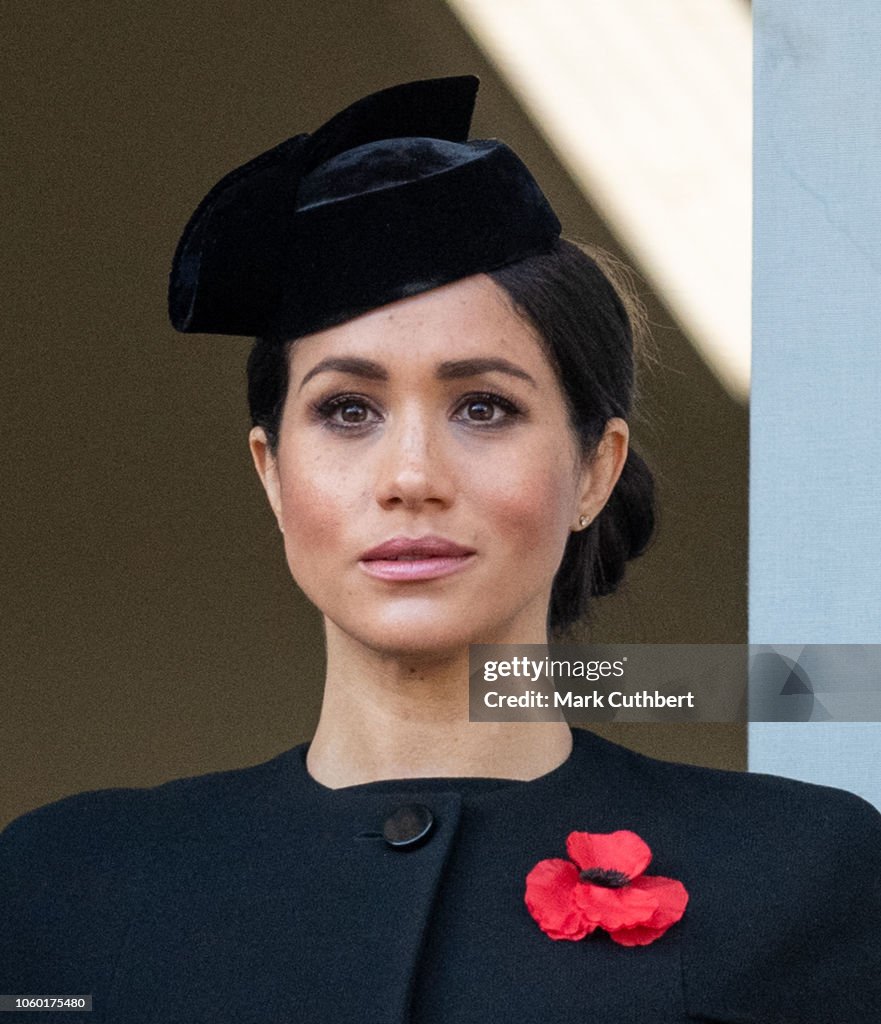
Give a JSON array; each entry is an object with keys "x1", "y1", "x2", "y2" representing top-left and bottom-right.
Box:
[{"x1": 2, "y1": 76, "x2": 879, "y2": 1023}]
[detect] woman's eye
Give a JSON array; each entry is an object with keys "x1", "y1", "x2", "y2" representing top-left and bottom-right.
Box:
[
  {"x1": 336, "y1": 401, "x2": 369, "y2": 423},
  {"x1": 317, "y1": 396, "x2": 379, "y2": 428},
  {"x1": 464, "y1": 399, "x2": 494, "y2": 421},
  {"x1": 455, "y1": 393, "x2": 521, "y2": 425}
]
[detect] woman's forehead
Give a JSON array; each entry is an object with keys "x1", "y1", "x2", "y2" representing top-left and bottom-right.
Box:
[{"x1": 288, "y1": 274, "x2": 549, "y2": 384}]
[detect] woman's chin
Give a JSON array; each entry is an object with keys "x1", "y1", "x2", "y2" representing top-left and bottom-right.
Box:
[
  {"x1": 347, "y1": 624, "x2": 478, "y2": 662},
  {"x1": 326, "y1": 606, "x2": 544, "y2": 662}
]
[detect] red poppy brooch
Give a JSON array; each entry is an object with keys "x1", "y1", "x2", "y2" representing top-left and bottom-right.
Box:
[{"x1": 525, "y1": 830, "x2": 688, "y2": 946}]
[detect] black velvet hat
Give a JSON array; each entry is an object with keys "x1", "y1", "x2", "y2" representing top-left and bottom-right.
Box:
[{"x1": 169, "y1": 76, "x2": 561, "y2": 339}]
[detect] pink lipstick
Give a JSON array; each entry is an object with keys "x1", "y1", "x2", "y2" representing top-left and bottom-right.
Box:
[{"x1": 358, "y1": 535, "x2": 476, "y2": 582}]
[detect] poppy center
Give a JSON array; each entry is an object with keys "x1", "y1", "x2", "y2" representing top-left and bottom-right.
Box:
[{"x1": 579, "y1": 867, "x2": 630, "y2": 888}]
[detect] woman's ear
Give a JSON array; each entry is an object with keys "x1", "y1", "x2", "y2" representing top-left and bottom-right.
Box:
[
  {"x1": 574, "y1": 418, "x2": 630, "y2": 528},
  {"x1": 248, "y1": 427, "x2": 284, "y2": 533}
]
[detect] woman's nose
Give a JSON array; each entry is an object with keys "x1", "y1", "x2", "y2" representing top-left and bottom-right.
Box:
[{"x1": 374, "y1": 412, "x2": 455, "y2": 512}]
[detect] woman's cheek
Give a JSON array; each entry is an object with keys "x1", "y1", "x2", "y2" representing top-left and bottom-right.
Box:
[
  {"x1": 277, "y1": 469, "x2": 353, "y2": 584},
  {"x1": 479, "y1": 455, "x2": 575, "y2": 553}
]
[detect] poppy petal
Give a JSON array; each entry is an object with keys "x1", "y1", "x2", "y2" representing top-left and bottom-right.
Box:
[
  {"x1": 566, "y1": 830, "x2": 652, "y2": 878},
  {"x1": 607, "y1": 923, "x2": 670, "y2": 947},
  {"x1": 525, "y1": 858, "x2": 595, "y2": 941},
  {"x1": 573, "y1": 879, "x2": 659, "y2": 931},
  {"x1": 628, "y1": 875, "x2": 689, "y2": 929}
]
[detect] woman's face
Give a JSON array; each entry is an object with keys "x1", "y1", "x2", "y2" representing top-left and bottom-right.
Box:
[{"x1": 250, "y1": 274, "x2": 627, "y2": 658}]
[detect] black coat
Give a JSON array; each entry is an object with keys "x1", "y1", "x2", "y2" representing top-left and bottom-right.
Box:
[{"x1": 2, "y1": 727, "x2": 880, "y2": 1023}]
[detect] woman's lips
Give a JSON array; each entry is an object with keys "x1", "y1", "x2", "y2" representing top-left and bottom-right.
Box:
[{"x1": 358, "y1": 536, "x2": 476, "y2": 582}]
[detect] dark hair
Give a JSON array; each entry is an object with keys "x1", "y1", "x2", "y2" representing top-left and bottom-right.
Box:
[{"x1": 247, "y1": 238, "x2": 654, "y2": 634}]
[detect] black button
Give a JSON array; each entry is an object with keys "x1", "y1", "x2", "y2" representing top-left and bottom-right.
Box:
[{"x1": 383, "y1": 804, "x2": 435, "y2": 848}]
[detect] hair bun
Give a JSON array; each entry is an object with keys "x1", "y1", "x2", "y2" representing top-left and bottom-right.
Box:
[
  {"x1": 590, "y1": 447, "x2": 655, "y2": 598},
  {"x1": 549, "y1": 447, "x2": 655, "y2": 633}
]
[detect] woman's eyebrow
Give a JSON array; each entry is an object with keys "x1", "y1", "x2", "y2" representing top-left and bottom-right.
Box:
[
  {"x1": 298, "y1": 357, "x2": 387, "y2": 391},
  {"x1": 297, "y1": 355, "x2": 538, "y2": 392},
  {"x1": 436, "y1": 358, "x2": 537, "y2": 388}
]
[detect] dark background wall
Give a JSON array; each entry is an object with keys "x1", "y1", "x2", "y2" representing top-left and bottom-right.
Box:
[{"x1": 1, "y1": 1, "x2": 747, "y2": 827}]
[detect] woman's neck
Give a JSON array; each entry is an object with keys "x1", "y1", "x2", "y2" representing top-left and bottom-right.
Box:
[{"x1": 305, "y1": 623, "x2": 572, "y2": 789}]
